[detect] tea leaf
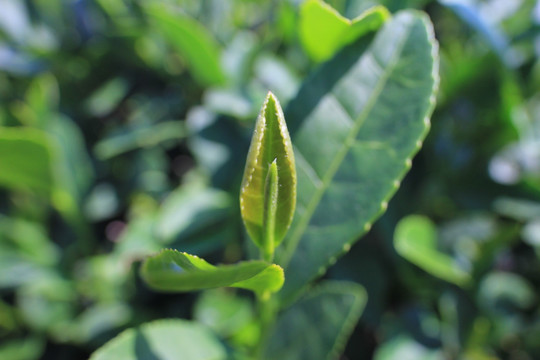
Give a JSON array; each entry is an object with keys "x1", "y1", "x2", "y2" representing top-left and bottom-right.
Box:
[
  {"x1": 145, "y1": 4, "x2": 225, "y2": 86},
  {"x1": 90, "y1": 319, "x2": 226, "y2": 360},
  {"x1": 263, "y1": 282, "x2": 366, "y2": 360},
  {"x1": 0, "y1": 127, "x2": 53, "y2": 194},
  {"x1": 240, "y1": 92, "x2": 296, "y2": 252},
  {"x1": 300, "y1": 0, "x2": 389, "y2": 62},
  {"x1": 394, "y1": 215, "x2": 471, "y2": 286},
  {"x1": 278, "y1": 11, "x2": 439, "y2": 301},
  {"x1": 141, "y1": 249, "x2": 284, "y2": 295}
]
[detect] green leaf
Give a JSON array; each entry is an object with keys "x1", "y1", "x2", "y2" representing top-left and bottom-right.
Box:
[
  {"x1": 144, "y1": 4, "x2": 225, "y2": 86},
  {"x1": 73, "y1": 302, "x2": 131, "y2": 342},
  {"x1": 23, "y1": 73, "x2": 59, "y2": 127},
  {"x1": 0, "y1": 249, "x2": 55, "y2": 289},
  {"x1": 156, "y1": 183, "x2": 232, "y2": 245},
  {"x1": 0, "y1": 217, "x2": 59, "y2": 266},
  {"x1": 85, "y1": 78, "x2": 129, "y2": 117},
  {"x1": 90, "y1": 319, "x2": 226, "y2": 360},
  {"x1": 94, "y1": 121, "x2": 186, "y2": 160},
  {"x1": 141, "y1": 249, "x2": 284, "y2": 295},
  {"x1": 47, "y1": 115, "x2": 94, "y2": 219},
  {"x1": 277, "y1": 11, "x2": 439, "y2": 300},
  {"x1": 478, "y1": 272, "x2": 536, "y2": 312},
  {"x1": 240, "y1": 92, "x2": 296, "y2": 252},
  {"x1": 194, "y1": 289, "x2": 253, "y2": 338},
  {"x1": 394, "y1": 215, "x2": 471, "y2": 286},
  {"x1": 300, "y1": 1, "x2": 390, "y2": 62},
  {"x1": 263, "y1": 282, "x2": 366, "y2": 360},
  {"x1": 0, "y1": 127, "x2": 53, "y2": 194},
  {"x1": 0, "y1": 337, "x2": 45, "y2": 360},
  {"x1": 18, "y1": 277, "x2": 76, "y2": 342}
]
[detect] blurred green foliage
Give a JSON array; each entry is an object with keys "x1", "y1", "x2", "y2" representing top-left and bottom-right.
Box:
[{"x1": 1, "y1": 0, "x2": 540, "y2": 359}]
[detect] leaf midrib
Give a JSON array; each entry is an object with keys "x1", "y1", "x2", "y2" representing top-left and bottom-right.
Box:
[{"x1": 279, "y1": 18, "x2": 414, "y2": 269}]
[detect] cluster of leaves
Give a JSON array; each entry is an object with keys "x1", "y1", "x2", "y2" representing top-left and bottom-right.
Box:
[{"x1": 0, "y1": 0, "x2": 538, "y2": 359}]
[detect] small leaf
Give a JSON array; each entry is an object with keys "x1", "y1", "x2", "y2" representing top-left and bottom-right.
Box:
[
  {"x1": 300, "y1": 0, "x2": 390, "y2": 62},
  {"x1": 90, "y1": 319, "x2": 226, "y2": 360},
  {"x1": 194, "y1": 289, "x2": 253, "y2": 338},
  {"x1": 85, "y1": 78, "x2": 129, "y2": 117},
  {"x1": 144, "y1": 4, "x2": 225, "y2": 86},
  {"x1": 478, "y1": 272, "x2": 535, "y2": 312},
  {"x1": 0, "y1": 337, "x2": 44, "y2": 360},
  {"x1": 74, "y1": 302, "x2": 131, "y2": 342},
  {"x1": 141, "y1": 249, "x2": 284, "y2": 295},
  {"x1": 263, "y1": 281, "x2": 367, "y2": 360},
  {"x1": 94, "y1": 121, "x2": 186, "y2": 160},
  {"x1": 240, "y1": 92, "x2": 296, "y2": 250},
  {"x1": 394, "y1": 215, "x2": 471, "y2": 286},
  {"x1": 0, "y1": 127, "x2": 54, "y2": 194}
]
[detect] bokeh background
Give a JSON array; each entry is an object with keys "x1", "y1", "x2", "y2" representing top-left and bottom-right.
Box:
[{"x1": 1, "y1": 0, "x2": 540, "y2": 359}]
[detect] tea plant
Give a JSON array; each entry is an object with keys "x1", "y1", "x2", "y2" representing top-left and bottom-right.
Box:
[
  {"x1": 89, "y1": 2, "x2": 439, "y2": 359},
  {"x1": 4, "y1": 0, "x2": 540, "y2": 358}
]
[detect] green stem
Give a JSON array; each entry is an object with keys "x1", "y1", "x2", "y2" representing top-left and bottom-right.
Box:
[{"x1": 254, "y1": 291, "x2": 277, "y2": 359}]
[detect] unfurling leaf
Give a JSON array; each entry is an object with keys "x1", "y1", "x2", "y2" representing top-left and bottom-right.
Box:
[
  {"x1": 240, "y1": 92, "x2": 296, "y2": 253},
  {"x1": 141, "y1": 249, "x2": 284, "y2": 295}
]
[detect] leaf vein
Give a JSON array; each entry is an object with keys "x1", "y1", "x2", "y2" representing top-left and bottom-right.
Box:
[{"x1": 280, "y1": 20, "x2": 414, "y2": 269}]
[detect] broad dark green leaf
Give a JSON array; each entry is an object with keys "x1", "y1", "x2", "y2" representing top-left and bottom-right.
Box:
[
  {"x1": 144, "y1": 4, "x2": 225, "y2": 86},
  {"x1": 263, "y1": 282, "x2": 366, "y2": 360},
  {"x1": 277, "y1": 11, "x2": 439, "y2": 300},
  {"x1": 0, "y1": 127, "x2": 53, "y2": 194},
  {"x1": 300, "y1": 0, "x2": 389, "y2": 62},
  {"x1": 240, "y1": 92, "x2": 296, "y2": 251},
  {"x1": 394, "y1": 215, "x2": 471, "y2": 286},
  {"x1": 141, "y1": 249, "x2": 284, "y2": 295},
  {"x1": 90, "y1": 320, "x2": 226, "y2": 360}
]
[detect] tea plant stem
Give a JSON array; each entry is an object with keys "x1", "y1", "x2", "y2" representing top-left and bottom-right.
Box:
[{"x1": 254, "y1": 291, "x2": 277, "y2": 359}]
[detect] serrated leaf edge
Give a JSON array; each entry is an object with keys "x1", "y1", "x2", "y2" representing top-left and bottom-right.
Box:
[{"x1": 280, "y1": 10, "x2": 440, "y2": 303}]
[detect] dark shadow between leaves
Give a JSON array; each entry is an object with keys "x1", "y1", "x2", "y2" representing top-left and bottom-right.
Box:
[
  {"x1": 285, "y1": 34, "x2": 374, "y2": 137},
  {"x1": 135, "y1": 329, "x2": 161, "y2": 360}
]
